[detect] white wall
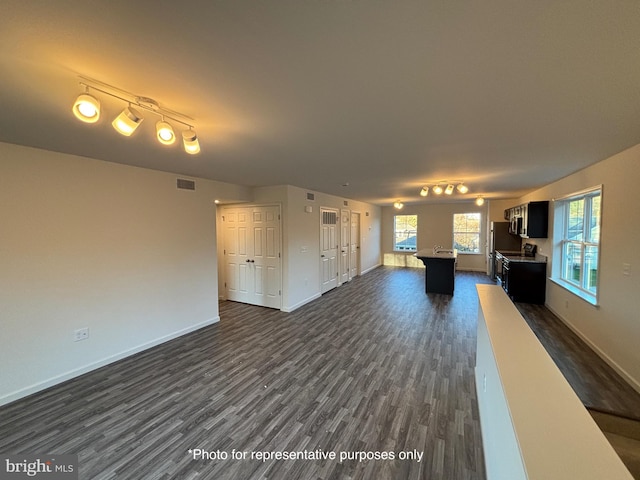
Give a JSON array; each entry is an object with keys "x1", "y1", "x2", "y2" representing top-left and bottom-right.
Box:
[
  {"x1": 250, "y1": 185, "x2": 382, "y2": 312},
  {"x1": 0, "y1": 142, "x2": 249, "y2": 405},
  {"x1": 517, "y1": 144, "x2": 640, "y2": 392},
  {"x1": 381, "y1": 200, "x2": 489, "y2": 271}
]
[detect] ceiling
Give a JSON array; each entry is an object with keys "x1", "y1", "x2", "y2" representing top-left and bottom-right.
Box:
[{"x1": 1, "y1": 1, "x2": 640, "y2": 206}]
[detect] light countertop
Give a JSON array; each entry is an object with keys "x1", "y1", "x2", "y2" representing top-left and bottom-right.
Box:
[{"x1": 414, "y1": 249, "x2": 457, "y2": 259}]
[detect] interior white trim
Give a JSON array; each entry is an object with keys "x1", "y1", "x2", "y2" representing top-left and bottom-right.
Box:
[
  {"x1": 282, "y1": 293, "x2": 322, "y2": 313},
  {"x1": 361, "y1": 264, "x2": 382, "y2": 275}
]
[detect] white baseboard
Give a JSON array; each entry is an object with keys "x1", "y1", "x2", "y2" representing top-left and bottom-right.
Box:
[
  {"x1": 546, "y1": 304, "x2": 640, "y2": 395},
  {"x1": 282, "y1": 293, "x2": 322, "y2": 313},
  {"x1": 0, "y1": 316, "x2": 220, "y2": 407},
  {"x1": 361, "y1": 263, "x2": 382, "y2": 275}
]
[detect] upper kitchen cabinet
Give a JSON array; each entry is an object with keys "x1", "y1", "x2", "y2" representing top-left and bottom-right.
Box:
[
  {"x1": 520, "y1": 201, "x2": 548, "y2": 238},
  {"x1": 505, "y1": 201, "x2": 549, "y2": 238}
]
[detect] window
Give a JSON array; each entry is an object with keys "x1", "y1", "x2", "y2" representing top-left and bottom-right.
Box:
[
  {"x1": 553, "y1": 186, "x2": 601, "y2": 304},
  {"x1": 453, "y1": 213, "x2": 481, "y2": 253},
  {"x1": 393, "y1": 214, "x2": 417, "y2": 251}
]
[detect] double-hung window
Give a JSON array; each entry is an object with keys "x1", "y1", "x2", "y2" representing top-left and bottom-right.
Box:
[
  {"x1": 453, "y1": 213, "x2": 481, "y2": 253},
  {"x1": 553, "y1": 186, "x2": 601, "y2": 304},
  {"x1": 393, "y1": 215, "x2": 417, "y2": 251}
]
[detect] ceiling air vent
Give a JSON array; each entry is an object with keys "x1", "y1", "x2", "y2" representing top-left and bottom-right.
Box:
[
  {"x1": 177, "y1": 178, "x2": 196, "y2": 190},
  {"x1": 306, "y1": 192, "x2": 315, "y2": 201}
]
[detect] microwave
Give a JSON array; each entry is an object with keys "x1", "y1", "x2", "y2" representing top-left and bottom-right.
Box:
[{"x1": 509, "y1": 216, "x2": 522, "y2": 235}]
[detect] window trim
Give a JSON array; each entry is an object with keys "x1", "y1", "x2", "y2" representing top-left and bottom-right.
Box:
[
  {"x1": 393, "y1": 214, "x2": 418, "y2": 252},
  {"x1": 452, "y1": 212, "x2": 482, "y2": 255},
  {"x1": 551, "y1": 185, "x2": 602, "y2": 306}
]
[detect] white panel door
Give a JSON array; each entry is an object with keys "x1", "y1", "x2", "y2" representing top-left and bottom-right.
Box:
[
  {"x1": 223, "y1": 205, "x2": 281, "y2": 309},
  {"x1": 350, "y1": 212, "x2": 360, "y2": 280},
  {"x1": 340, "y1": 209, "x2": 350, "y2": 285},
  {"x1": 252, "y1": 206, "x2": 281, "y2": 309},
  {"x1": 320, "y1": 208, "x2": 339, "y2": 294},
  {"x1": 224, "y1": 210, "x2": 250, "y2": 304}
]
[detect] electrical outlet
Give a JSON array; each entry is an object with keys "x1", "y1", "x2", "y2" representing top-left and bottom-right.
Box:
[{"x1": 74, "y1": 327, "x2": 89, "y2": 342}]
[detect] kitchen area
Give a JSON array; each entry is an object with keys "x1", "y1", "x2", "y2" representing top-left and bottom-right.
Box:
[{"x1": 489, "y1": 201, "x2": 549, "y2": 304}]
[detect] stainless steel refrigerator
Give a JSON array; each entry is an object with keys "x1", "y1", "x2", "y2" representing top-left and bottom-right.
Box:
[{"x1": 489, "y1": 221, "x2": 522, "y2": 279}]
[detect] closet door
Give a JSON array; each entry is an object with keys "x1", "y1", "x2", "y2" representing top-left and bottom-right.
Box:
[
  {"x1": 320, "y1": 208, "x2": 339, "y2": 294},
  {"x1": 223, "y1": 205, "x2": 281, "y2": 309},
  {"x1": 340, "y1": 209, "x2": 350, "y2": 285},
  {"x1": 224, "y1": 209, "x2": 251, "y2": 304},
  {"x1": 251, "y1": 205, "x2": 281, "y2": 309}
]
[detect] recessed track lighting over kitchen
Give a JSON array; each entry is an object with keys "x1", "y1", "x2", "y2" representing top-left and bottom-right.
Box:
[{"x1": 72, "y1": 77, "x2": 200, "y2": 155}]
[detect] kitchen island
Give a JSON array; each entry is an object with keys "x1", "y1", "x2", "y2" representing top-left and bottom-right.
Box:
[{"x1": 414, "y1": 249, "x2": 458, "y2": 295}]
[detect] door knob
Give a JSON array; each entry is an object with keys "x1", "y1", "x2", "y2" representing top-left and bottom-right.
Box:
[{"x1": 321, "y1": 254, "x2": 325, "y2": 258}]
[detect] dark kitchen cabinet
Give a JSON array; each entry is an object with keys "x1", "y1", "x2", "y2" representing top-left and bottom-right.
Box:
[
  {"x1": 505, "y1": 201, "x2": 549, "y2": 238},
  {"x1": 520, "y1": 201, "x2": 549, "y2": 238},
  {"x1": 503, "y1": 260, "x2": 546, "y2": 304}
]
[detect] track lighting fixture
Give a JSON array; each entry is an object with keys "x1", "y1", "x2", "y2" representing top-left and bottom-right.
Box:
[
  {"x1": 182, "y1": 129, "x2": 201, "y2": 155},
  {"x1": 418, "y1": 181, "x2": 472, "y2": 198},
  {"x1": 475, "y1": 196, "x2": 485, "y2": 206},
  {"x1": 393, "y1": 201, "x2": 404, "y2": 210},
  {"x1": 112, "y1": 106, "x2": 144, "y2": 136},
  {"x1": 156, "y1": 119, "x2": 176, "y2": 145},
  {"x1": 72, "y1": 77, "x2": 200, "y2": 154},
  {"x1": 72, "y1": 90, "x2": 100, "y2": 123}
]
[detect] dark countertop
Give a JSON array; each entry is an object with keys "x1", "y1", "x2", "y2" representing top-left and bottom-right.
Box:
[{"x1": 497, "y1": 250, "x2": 547, "y2": 264}]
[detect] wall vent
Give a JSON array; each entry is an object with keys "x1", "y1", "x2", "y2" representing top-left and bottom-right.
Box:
[
  {"x1": 343, "y1": 200, "x2": 349, "y2": 206},
  {"x1": 306, "y1": 192, "x2": 315, "y2": 201},
  {"x1": 177, "y1": 178, "x2": 196, "y2": 190}
]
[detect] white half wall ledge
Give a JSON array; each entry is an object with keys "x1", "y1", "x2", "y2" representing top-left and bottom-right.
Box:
[
  {"x1": 0, "y1": 317, "x2": 220, "y2": 407},
  {"x1": 475, "y1": 285, "x2": 633, "y2": 480}
]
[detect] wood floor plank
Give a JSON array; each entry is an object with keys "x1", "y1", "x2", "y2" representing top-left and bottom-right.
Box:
[{"x1": 3, "y1": 267, "x2": 636, "y2": 479}]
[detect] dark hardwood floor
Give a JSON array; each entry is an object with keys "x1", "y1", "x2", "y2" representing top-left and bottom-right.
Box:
[
  {"x1": 516, "y1": 302, "x2": 640, "y2": 421},
  {"x1": 2, "y1": 267, "x2": 639, "y2": 479},
  {"x1": 0, "y1": 268, "x2": 491, "y2": 479}
]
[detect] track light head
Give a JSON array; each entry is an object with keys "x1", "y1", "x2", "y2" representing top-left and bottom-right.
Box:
[
  {"x1": 112, "y1": 106, "x2": 143, "y2": 136},
  {"x1": 156, "y1": 120, "x2": 176, "y2": 145},
  {"x1": 457, "y1": 183, "x2": 469, "y2": 194},
  {"x1": 475, "y1": 196, "x2": 485, "y2": 206},
  {"x1": 182, "y1": 129, "x2": 200, "y2": 155},
  {"x1": 445, "y1": 184, "x2": 454, "y2": 195},
  {"x1": 420, "y1": 186, "x2": 429, "y2": 197},
  {"x1": 72, "y1": 93, "x2": 100, "y2": 123},
  {"x1": 433, "y1": 185, "x2": 443, "y2": 195}
]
